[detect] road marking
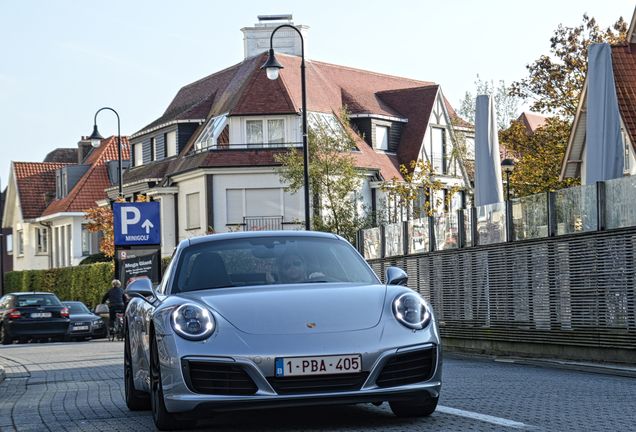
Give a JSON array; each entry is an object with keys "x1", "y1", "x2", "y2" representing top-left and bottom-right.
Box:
[{"x1": 438, "y1": 405, "x2": 529, "y2": 429}]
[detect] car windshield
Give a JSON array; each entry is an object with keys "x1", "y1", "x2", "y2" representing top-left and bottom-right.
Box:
[
  {"x1": 172, "y1": 236, "x2": 379, "y2": 293},
  {"x1": 64, "y1": 302, "x2": 90, "y2": 314},
  {"x1": 16, "y1": 294, "x2": 62, "y2": 307}
]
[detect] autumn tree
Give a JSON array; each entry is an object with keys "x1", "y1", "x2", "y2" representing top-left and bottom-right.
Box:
[
  {"x1": 499, "y1": 118, "x2": 578, "y2": 196},
  {"x1": 458, "y1": 75, "x2": 521, "y2": 130},
  {"x1": 510, "y1": 14, "x2": 627, "y2": 119},
  {"x1": 275, "y1": 110, "x2": 371, "y2": 243},
  {"x1": 84, "y1": 195, "x2": 147, "y2": 257}
]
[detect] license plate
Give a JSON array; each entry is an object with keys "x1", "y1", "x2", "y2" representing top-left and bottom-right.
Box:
[
  {"x1": 72, "y1": 326, "x2": 89, "y2": 331},
  {"x1": 31, "y1": 312, "x2": 52, "y2": 318},
  {"x1": 275, "y1": 354, "x2": 361, "y2": 377}
]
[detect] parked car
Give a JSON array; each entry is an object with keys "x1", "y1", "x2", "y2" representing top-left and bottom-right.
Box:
[
  {"x1": 0, "y1": 292, "x2": 70, "y2": 344},
  {"x1": 63, "y1": 301, "x2": 107, "y2": 340},
  {"x1": 124, "y1": 231, "x2": 442, "y2": 430}
]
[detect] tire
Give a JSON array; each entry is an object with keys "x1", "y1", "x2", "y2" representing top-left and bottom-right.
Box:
[
  {"x1": 0, "y1": 324, "x2": 12, "y2": 345},
  {"x1": 124, "y1": 324, "x2": 150, "y2": 411},
  {"x1": 389, "y1": 394, "x2": 439, "y2": 417},
  {"x1": 150, "y1": 334, "x2": 196, "y2": 430}
]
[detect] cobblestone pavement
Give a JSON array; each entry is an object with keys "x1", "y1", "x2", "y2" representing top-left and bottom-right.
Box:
[{"x1": 1, "y1": 340, "x2": 635, "y2": 431}]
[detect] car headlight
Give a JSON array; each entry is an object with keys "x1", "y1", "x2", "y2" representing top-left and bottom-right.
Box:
[
  {"x1": 392, "y1": 293, "x2": 431, "y2": 330},
  {"x1": 93, "y1": 319, "x2": 104, "y2": 327},
  {"x1": 171, "y1": 303, "x2": 215, "y2": 340}
]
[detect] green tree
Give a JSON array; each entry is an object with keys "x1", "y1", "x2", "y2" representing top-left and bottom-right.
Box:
[
  {"x1": 382, "y1": 160, "x2": 462, "y2": 220},
  {"x1": 499, "y1": 117, "x2": 578, "y2": 196},
  {"x1": 275, "y1": 111, "x2": 370, "y2": 243},
  {"x1": 458, "y1": 75, "x2": 521, "y2": 130},
  {"x1": 510, "y1": 14, "x2": 627, "y2": 118}
]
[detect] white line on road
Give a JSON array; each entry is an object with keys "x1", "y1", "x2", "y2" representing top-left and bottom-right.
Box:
[{"x1": 438, "y1": 405, "x2": 529, "y2": 429}]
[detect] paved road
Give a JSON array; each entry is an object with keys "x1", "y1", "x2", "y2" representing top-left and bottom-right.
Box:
[{"x1": 0, "y1": 340, "x2": 635, "y2": 431}]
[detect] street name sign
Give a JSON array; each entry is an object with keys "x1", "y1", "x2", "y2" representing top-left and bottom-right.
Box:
[{"x1": 113, "y1": 202, "x2": 161, "y2": 246}]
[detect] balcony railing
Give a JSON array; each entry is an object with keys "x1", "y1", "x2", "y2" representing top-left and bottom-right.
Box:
[{"x1": 193, "y1": 141, "x2": 303, "y2": 154}]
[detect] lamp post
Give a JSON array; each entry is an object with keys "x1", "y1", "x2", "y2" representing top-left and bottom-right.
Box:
[
  {"x1": 501, "y1": 158, "x2": 515, "y2": 242},
  {"x1": 88, "y1": 107, "x2": 123, "y2": 197},
  {"x1": 501, "y1": 158, "x2": 515, "y2": 202},
  {"x1": 261, "y1": 25, "x2": 311, "y2": 231}
]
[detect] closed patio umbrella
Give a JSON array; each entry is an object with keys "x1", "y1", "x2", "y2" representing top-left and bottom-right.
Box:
[
  {"x1": 474, "y1": 94, "x2": 504, "y2": 206},
  {"x1": 585, "y1": 43, "x2": 624, "y2": 184}
]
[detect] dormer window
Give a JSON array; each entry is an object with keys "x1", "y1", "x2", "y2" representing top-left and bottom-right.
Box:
[
  {"x1": 133, "y1": 143, "x2": 144, "y2": 167},
  {"x1": 245, "y1": 118, "x2": 285, "y2": 146},
  {"x1": 195, "y1": 115, "x2": 229, "y2": 150},
  {"x1": 375, "y1": 125, "x2": 389, "y2": 150}
]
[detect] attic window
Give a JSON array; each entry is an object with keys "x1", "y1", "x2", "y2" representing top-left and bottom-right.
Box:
[
  {"x1": 375, "y1": 126, "x2": 389, "y2": 150},
  {"x1": 195, "y1": 114, "x2": 228, "y2": 151}
]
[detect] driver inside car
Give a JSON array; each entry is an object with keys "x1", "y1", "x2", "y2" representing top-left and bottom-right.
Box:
[{"x1": 277, "y1": 252, "x2": 325, "y2": 283}]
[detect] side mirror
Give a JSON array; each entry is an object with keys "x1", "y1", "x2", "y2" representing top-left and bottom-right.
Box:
[
  {"x1": 385, "y1": 266, "x2": 408, "y2": 286},
  {"x1": 126, "y1": 278, "x2": 155, "y2": 302}
]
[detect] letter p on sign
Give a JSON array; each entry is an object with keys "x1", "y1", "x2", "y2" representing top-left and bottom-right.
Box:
[{"x1": 121, "y1": 206, "x2": 141, "y2": 235}]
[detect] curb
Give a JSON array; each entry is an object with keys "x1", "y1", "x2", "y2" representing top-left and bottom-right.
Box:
[
  {"x1": 0, "y1": 365, "x2": 5, "y2": 384},
  {"x1": 446, "y1": 352, "x2": 636, "y2": 378}
]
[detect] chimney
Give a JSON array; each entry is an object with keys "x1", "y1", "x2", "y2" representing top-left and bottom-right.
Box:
[
  {"x1": 241, "y1": 14, "x2": 309, "y2": 59},
  {"x1": 77, "y1": 137, "x2": 93, "y2": 163}
]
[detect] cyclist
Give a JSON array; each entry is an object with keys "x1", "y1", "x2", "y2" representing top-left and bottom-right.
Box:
[{"x1": 101, "y1": 279, "x2": 126, "y2": 335}]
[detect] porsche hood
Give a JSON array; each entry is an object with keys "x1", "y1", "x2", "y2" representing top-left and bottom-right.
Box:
[{"x1": 188, "y1": 284, "x2": 387, "y2": 335}]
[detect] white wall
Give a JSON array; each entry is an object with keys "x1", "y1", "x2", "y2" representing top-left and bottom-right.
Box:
[
  {"x1": 212, "y1": 171, "x2": 304, "y2": 232},
  {"x1": 176, "y1": 175, "x2": 207, "y2": 242}
]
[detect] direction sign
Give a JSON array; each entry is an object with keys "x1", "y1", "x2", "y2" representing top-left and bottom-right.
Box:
[{"x1": 113, "y1": 202, "x2": 161, "y2": 246}]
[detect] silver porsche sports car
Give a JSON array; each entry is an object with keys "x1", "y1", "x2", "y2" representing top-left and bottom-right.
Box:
[{"x1": 124, "y1": 231, "x2": 442, "y2": 430}]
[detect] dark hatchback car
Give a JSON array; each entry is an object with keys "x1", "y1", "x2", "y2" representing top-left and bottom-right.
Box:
[
  {"x1": 0, "y1": 292, "x2": 70, "y2": 344},
  {"x1": 63, "y1": 301, "x2": 107, "y2": 341}
]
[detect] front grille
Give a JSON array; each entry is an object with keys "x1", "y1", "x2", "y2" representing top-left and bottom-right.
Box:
[
  {"x1": 267, "y1": 372, "x2": 369, "y2": 395},
  {"x1": 183, "y1": 361, "x2": 258, "y2": 395},
  {"x1": 375, "y1": 347, "x2": 436, "y2": 387}
]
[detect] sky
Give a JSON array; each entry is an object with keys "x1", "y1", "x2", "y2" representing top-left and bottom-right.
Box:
[{"x1": 1, "y1": 0, "x2": 634, "y2": 187}]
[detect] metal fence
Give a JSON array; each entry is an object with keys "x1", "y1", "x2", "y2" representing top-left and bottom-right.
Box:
[
  {"x1": 367, "y1": 227, "x2": 636, "y2": 352},
  {"x1": 360, "y1": 176, "x2": 636, "y2": 356}
]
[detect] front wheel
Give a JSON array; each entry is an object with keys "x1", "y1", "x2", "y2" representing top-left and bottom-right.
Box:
[
  {"x1": 389, "y1": 394, "x2": 438, "y2": 417},
  {"x1": 124, "y1": 323, "x2": 150, "y2": 411},
  {"x1": 150, "y1": 335, "x2": 196, "y2": 430}
]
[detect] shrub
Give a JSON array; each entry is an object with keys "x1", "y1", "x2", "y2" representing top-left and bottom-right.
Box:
[{"x1": 3, "y1": 262, "x2": 114, "y2": 308}]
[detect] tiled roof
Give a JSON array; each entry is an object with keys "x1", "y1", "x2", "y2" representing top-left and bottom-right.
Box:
[
  {"x1": 134, "y1": 52, "x2": 469, "y2": 183},
  {"x1": 376, "y1": 85, "x2": 439, "y2": 166},
  {"x1": 41, "y1": 136, "x2": 130, "y2": 216},
  {"x1": 517, "y1": 111, "x2": 548, "y2": 133},
  {"x1": 13, "y1": 162, "x2": 71, "y2": 219},
  {"x1": 612, "y1": 43, "x2": 636, "y2": 148}
]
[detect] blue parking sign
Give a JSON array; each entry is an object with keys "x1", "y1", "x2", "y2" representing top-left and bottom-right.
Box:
[{"x1": 113, "y1": 202, "x2": 161, "y2": 246}]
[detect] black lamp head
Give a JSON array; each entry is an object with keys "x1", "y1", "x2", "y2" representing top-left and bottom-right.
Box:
[
  {"x1": 261, "y1": 48, "x2": 284, "y2": 80},
  {"x1": 88, "y1": 124, "x2": 104, "y2": 148}
]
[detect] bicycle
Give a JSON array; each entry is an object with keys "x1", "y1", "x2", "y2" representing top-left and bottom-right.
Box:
[{"x1": 109, "y1": 312, "x2": 125, "y2": 341}]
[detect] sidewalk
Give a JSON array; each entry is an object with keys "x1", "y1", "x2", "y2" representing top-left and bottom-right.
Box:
[{"x1": 447, "y1": 352, "x2": 636, "y2": 378}]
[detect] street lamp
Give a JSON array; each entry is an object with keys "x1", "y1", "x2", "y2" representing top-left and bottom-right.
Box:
[
  {"x1": 501, "y1": 158, "x2": 515, "y2": 201},
  {"x1": 261, "y1": 25, "x2": 311, "y2": 231},
  {"x1": 89, "y1": 107, "x2": 124, "y2": 197}
]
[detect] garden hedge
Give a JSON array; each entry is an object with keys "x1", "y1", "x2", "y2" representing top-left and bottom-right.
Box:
[
  {"x1": 3, "y1": 262, "x2": 114, "y2": 308},
  {"x1": 3, "y1": 257, "x2": 174, "y2": 308}
]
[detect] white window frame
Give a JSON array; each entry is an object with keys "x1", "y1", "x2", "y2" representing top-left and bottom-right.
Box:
[
  {"x1": 165, "y1": 130, "x2": 177, "y2": 157},
  {"x1": 375, "y1": 125, "x2": 389, "y2": 150},
  {"x1": 5, "y1": 233, "x2": 12, "y2": 255},
  {"x1": 186, "y1": 193, "x2": 201, "y2": 230},
  {"x1": 35, "y1": 227, "x2": 48, "y2": 254},
  {"x1": 150, "y1": 137, "x2": 157, "y2": 161},
  {"x1": 244, "y1": 117, "x2": 286, "y2": 146},
  {"x1": 133, "y1": 143, "x2": 144, "y2": 167},
  {"x1": 17, "y1": 230, "x2": 24, "y2": 256}
]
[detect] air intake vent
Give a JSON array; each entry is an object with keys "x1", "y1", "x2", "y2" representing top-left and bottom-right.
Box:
[
  {"x1": 267, "y1": 372, "x2": 369, "y2": 395},
  {"x1": 375, "y1": 347, "x2": 436, "y2": 387},
  {"x1": 183, "y1": 361, "x2": 258, "y2": 395}
]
